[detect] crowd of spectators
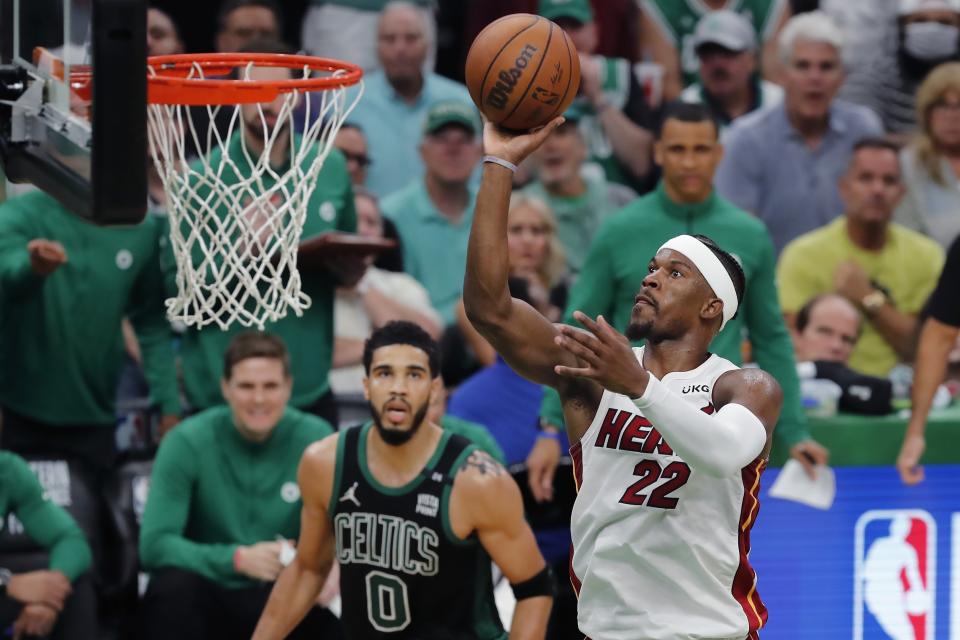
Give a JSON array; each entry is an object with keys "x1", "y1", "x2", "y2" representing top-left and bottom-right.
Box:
[{"x1": 4, "y1": 0, "x2": 960, "y2": 637}]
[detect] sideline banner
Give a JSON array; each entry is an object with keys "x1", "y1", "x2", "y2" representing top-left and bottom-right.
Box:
[{"x1": 751, "y1": 465, "x2": 960, "y2": 639}]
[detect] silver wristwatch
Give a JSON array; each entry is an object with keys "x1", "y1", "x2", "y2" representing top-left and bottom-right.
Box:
[{"x1": 0, "y1": 568, "x2": 11, "y2": 595}]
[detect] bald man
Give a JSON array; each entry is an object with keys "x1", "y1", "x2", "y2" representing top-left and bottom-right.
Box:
[
  {"x1": 793, "y1": 293, "x2": 861, "y2": 364},
  {"x1": 794, "y1": 294, "x2": 892, "y2": 415},
  {"x1": 345, "y1": 1, "x2": 472, "y2": 196}
]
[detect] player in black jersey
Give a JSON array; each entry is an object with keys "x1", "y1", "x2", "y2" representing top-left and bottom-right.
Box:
[{"x1": 253, "y1": 322, "x2": 553, "y2": 639}]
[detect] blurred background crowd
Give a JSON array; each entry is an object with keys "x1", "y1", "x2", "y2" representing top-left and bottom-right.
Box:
[{"x1": 4, "y1": 0, "x2": 960, "y2": 637}]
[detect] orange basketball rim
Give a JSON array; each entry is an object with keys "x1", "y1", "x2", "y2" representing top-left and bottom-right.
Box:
[{"x1": 146, "y1": 52, "x2": 363, "y2": 105}]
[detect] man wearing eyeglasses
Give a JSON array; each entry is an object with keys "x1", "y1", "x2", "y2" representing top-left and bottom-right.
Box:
[{"x1": 334, "y1": 123, "x2": 373, "y2": 187}]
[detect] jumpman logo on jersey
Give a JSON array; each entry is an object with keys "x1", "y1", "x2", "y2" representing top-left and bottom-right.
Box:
[{"x1": 339, "y1": 481, "x2": 361, "y2": 507}]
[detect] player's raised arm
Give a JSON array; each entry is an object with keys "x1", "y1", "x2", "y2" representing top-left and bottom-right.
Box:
[
  {"x1": 252, "y1": 436, "x2": 338, "y2": 640},
  {"x1": 463, "y1": 118, "x2": 579, "y2": 389},
  {"x1": 454, "y1": 450, "x2": 553, "y2": 639}
]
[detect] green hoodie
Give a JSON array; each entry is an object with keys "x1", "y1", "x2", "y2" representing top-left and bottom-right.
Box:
[
  {"x1": 0, "y1": 452, "x2": 92, "y2": 581},
  {"x1": 540, "y1": 182, "x2": 810, "y2": 451},
  {"x1": 139, "y1": 405, "x2": 333, "y2": 588},
  {"x1": 0, "y1": 191, "x2": 180, "y2": 425}
]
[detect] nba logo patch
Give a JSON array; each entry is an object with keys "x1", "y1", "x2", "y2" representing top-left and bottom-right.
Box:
[{"x1": 854, "y1": 510, "x2": 936, "y2": 640}]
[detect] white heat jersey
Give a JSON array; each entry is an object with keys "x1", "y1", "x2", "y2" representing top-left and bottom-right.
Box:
[{"x1": 570, "y1": 348, "x2": 766, "y2": 640}]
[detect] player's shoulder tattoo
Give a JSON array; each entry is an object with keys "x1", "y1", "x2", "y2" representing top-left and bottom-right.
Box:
[{"x1": 459, "y1": 449, "x2": 506, "y2": 477}]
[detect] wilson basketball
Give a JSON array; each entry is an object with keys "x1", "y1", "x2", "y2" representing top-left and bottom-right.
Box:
[{"x1": 465, "y1": 13, "x2": 580, "y2": 131}]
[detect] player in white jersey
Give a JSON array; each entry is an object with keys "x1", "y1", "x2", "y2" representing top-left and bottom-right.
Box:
[{"x1": 463, "y1": 116, "x2": 783, "y2": 639}]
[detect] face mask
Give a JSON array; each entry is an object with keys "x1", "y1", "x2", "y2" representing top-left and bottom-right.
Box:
[{"x1": 903, "y1": 21, "x2": 960, "y2": 61}]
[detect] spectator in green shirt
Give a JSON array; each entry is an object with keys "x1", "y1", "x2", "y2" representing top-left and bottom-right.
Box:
[
  {"x1": 139, "y1": 331, "x2": 339, "y2": 639},
  {"x1": 0, "y1": 451, "x2": 94, "y2": 639}
]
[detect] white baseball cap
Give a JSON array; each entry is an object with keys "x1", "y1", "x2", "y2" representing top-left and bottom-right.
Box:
[
  {"x1": 692, "y1": 10, "x2": 758, "y2": 54},
  {"x1": 899, "y1": 0, "x2": 960, "y2": 15}
]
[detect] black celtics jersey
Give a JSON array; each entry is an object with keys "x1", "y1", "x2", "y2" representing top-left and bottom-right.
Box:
[{"x1": 329, "y1": 423, "x2": 506, "y2": 639}]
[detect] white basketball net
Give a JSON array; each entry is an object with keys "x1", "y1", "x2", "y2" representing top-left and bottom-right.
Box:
[{"x1": 147, "y1": 61, "x2": 361, "y2": 329}]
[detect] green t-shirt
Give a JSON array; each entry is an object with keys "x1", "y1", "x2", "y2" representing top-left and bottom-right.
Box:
[
  {"x1": 171, "y1": 134, "x2": 357, "y2": 410},
  {"x1": 777, "y1": 218, "x2": 944, "y2": 376},
  {"x1": 0, "y1": 190, "x2": 179, "y2": 425},
  {"x1": 139, "y1": 405, "x2": 334, "y2": 588},
  {"x1": 0, "y1": 452, "x2": 92, "y2": 581},
  {"x1": 641, "y1": 0, "x2": 788, "y2": 87},
  {"x1": 540, "y1": 182, "x2": 811, "y2": 451}
]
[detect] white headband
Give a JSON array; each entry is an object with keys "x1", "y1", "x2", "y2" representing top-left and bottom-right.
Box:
[{"x1": 658, "y1": 235, "x2": 739, "y2": 332}]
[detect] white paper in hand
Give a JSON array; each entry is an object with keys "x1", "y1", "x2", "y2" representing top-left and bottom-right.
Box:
[{"x1": 768, "y1": 459, "x2": 836, "y2": 510}]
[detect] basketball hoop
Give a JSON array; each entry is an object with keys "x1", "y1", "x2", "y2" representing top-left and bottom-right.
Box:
[{"x1": 146, "y1": 53, "x2": 363, "y2": 329}]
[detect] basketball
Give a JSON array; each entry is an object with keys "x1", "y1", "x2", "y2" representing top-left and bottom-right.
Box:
[{"x1": 465, "y1": 13, "x2": 580, "y2": 132}]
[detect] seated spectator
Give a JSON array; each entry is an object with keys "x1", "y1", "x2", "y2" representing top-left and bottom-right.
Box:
[
  {"x1": 541, "y1": 0, "x2": 656, "y2": 192},
  {"x1": 777, "y1": 139, "x2": 945, "y2": 377},
  {"x1": 680, "y1": 10, "x2": 784, "y2": 132},
  {"x1": 639, "y1": 0, "x2": 792, "y2": 101},
  {"x1": 716, "y1": 11, "x2": 883, "y2": 255},
  {"x1": 793, "y1": 294, "x2": 894, "y2": 415},
  {"x1": 381, "y1": 101, "x2": 481, "y2": 325},
  {"x1": 896, "y1": 62, "x2": 960, "y2": 247},
  {"x1": 0, "y1": 452, "x2": 94, "y2": 640},
  {"x1": 346, "y1": 2, "x2": 471, "y2": 196},
  {"x1": 522, "y1": 117, "x2": 636, "y2": 271},
  {"x1": 216, "y1": 0, "x2": 282, "y2": 52},
  {"x1": 897, "y1": 233, "x2": 960, "y2": 484},
  {"x1": 147, "y1": 6, "x2": 184, "y2": 56},
  {"x1": 849, "y1": 0, "x2": 960, "y2": 135},
  {"x1": 793, "y1": 293, "x2": 861, "y2": 363},
  {"x1": 454, "y1": 195, "x2": 569, "y2": 370},
  {"x1": 330, "y1": 189, "x2": 442, "y2": 395},
  {"x1": 301, "y1": 0, "x2": 436, "y2": 74},
  {"x1": 139, "y1": 332, "x2": 339, "y2": 639},
  {"x1": 333, "y1": 123, "x2": 371, "y2": 188},
  {"x1": 330, "y1": 123, "x2": 407, "y2": 271}
]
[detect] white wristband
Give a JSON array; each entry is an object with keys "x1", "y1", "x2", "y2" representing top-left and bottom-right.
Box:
[{"x1": 483, "y1": 155, "x2": 518, "y2": 173}]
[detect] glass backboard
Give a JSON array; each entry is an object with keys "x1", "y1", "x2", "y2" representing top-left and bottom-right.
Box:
[{"x1": 0, "y1": 0, "x2": 146, "y2": 224}]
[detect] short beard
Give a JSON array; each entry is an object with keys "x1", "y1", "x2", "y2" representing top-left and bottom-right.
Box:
[
  {"x1": 370, "y1": 401, "x2": 429, "y2": 446},
  {"x1": 625, "y1": 319, "x2": 652, "y2": 341},
  {"x1": 626, "y1": 319, "x2": 680, "y2": 344}
]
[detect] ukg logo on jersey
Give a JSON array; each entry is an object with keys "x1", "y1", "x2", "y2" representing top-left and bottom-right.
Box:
[{"x1": 854, "y1": 510, "x2": 935, "y2": 640}]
